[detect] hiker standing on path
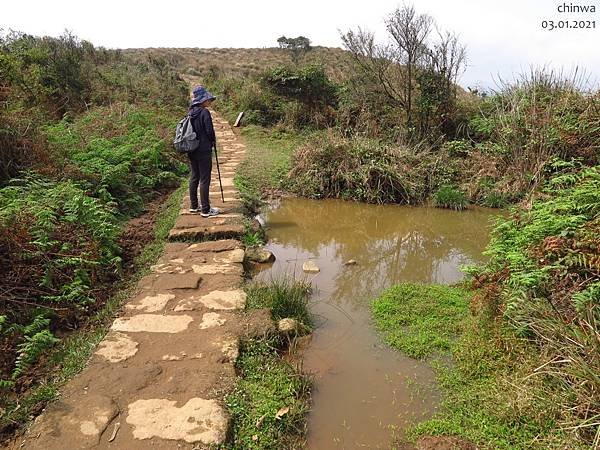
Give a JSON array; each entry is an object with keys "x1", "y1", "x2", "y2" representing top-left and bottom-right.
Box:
[{"x1": 187, "y1": 86, "x2": 220, "y2": 217}]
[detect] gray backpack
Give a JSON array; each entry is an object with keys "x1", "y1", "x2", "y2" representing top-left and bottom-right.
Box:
[{"x1": 173, "y1": 115, "x2": 200, "y2": 153}]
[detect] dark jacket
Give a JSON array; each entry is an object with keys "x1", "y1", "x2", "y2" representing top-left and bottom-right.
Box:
[{"x1": 188, "y1": 105, "x2": 216, "y2": 156}]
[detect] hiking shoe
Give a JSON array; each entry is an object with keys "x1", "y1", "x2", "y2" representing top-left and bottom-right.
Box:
[
  {"x1": 201, "y1": 207, "x2": 220, "y2": 218},
  {"x1": 189, "y1": 204, "x2": 204, "y2": 213}
]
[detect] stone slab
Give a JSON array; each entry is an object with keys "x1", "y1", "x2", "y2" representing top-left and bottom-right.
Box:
[{"x1": 126, "y1": 398, "x2": 228, "y2": 444}]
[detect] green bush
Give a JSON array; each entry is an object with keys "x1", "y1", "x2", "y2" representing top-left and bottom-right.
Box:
[
  {"x1": 461, "y1": 70, "x2": 600, "y2": 201},
  {"x1": 471, "y1": 165, "x2": 600, "y2": 445},
  {"x1": 207, "y1": 75, "x2": 285, "y2": 126},
  {"x1": 0, "y1": 31, "x2": 91, "y2": 116},
  {"x1": 261, "y1": 64, "x2": 337, "y2": 128},
  {"x1": 0, "y1": 31, "x2": 187, "y2": 115},
  {"x1": 0, "y1": 31, "x2": 188, "y2": 186},
  {"x1": 0, "y1": 176, "x2": 120, "y2": 382},
  {"x1": 246, "y1": 277, "x2": 312, "y2": 328},
  {"x1": 433, "y1": 185, "x2": 468, "y2": 210},
  {"x1": 262, "y1": 64, "x2": 336, "y2": 105},
  {"x1": 288, "y1": 132, "x2": 432, "y2": 204},
  {"x1": 441, "y1": 140, "x2": 471, "y2": 157},
  {"x1": 480, "y1": 191, "x2": 509, "y2": 208},
  {"x1": 44, "y1": 104, "x2": 186, "y2": 215},
  {"x1": 0, "y1": 103, "x2": 187, "y2": 381},
  {"x1": 206, "y1": 63, "x2": 338, "y2": 130}
]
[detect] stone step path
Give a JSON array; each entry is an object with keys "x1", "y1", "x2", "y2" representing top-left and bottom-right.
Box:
[
  {"x1": 169, "y1": 116, "x2": 246, "y2": 242},
  {"x1": 11, "y1": 111, "x2": 267, "y2": 449}
]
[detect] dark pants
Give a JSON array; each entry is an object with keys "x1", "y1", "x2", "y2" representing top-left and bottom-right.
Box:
[{"x1": 188, "y1": 152, "x2": 212, "y2": 213}]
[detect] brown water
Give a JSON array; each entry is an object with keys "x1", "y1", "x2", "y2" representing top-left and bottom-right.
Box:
[{"x1": 256, "y1": 198, "x2": 498, "y2": 449}]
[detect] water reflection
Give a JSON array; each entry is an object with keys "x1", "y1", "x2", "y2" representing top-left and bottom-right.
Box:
[{"x1": 258, "y1": 198, "x2": 498, "y2": 449}]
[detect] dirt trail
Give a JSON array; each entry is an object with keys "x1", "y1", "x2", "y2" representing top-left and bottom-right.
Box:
[{"x1": 9, "y1": 113, "x2": 265, "y2": 449}]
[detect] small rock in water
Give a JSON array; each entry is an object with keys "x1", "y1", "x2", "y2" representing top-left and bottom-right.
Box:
[
  {"x1": 254, "y1": 214, "x2": 266, "y2": 227},
  {"x1": 277, "y1": 318, "x2": 299, "y2": 334},
  {"x1": 302, "y1": 260, "x2": 320, "y2": 273},
  {"x1": 344, "y1": 259, "x2": 357, "y2": 266},
  {"x1": 246, "y1": 247, "x2": 275, "y2": 263}
]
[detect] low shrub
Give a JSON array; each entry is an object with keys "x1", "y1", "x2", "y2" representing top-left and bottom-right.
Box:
[
  {"x1": 433, "y1": 185, "x2": 468, "y2": 210},
  {"x1": 0, "y1": 176, "x2": 120, "y2": 384},
  {"x1": 207, "y1": 75, "x2": 285, "y2": 126},
  {"x1": 287, "y1": 132, "x2": 432, "y2": 204},
  {"x1": 0, "y1": 30, "x2": 188, "y2": 117},
  {"x1": 205, "y1": 63, "x2": 339, "y2": 130},
  {"x1": 0, "y1": 31, "x2": 188, "y2": 186},
  {"x1": 461, "y1": 69, "x2": 600, "y2": 202},
  {"x1": 241, "y1": 218, "x2": 266, "y2": 248},
  {"x1": 441, "y1": 140, "x2": 471, "y2": 157},
  {"x1": 480, "y1": 190, "x2": 509, "y2": 208},
  {"x1": 0, "y1": 103, "x2": 186, "y2": 387},
  {"x1": 470, "y1": 165, "x2": 600, "y2": 445},
  {"x1": 246, "y1": 277, "x2": 312, "y2": 328},
  {"x1": 44, "y1": 103, "x2": 186, "y2": 216},
  {"x1": 261, "y1": 64, "x2": 338, "y2": 128}
]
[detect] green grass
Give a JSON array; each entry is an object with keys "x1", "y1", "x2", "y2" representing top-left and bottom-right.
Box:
[
  {"x1": 234, "y1": 125, "x2": 309, "y2": 206},
  {"x1": 0, "y1": 184, "x2": 185, "y2": 438},
  {"x1": 480, "y1": 190, "x2": 509, "y2": 208},
  {"x1": 224, "y1": 337, "x2": 310, "y2": 449},
  {"x1": 242, "y1": 230, "x2": 266, "y2": 248},
  {"x1": 371, "y1": 282, "x2": 589, "y2": 449},
  {"x1": 372, "y1": 283, "x2": 470, "y2": 358},
  {"x1": 433, "y1": 185, "x2": 469, "y2": 210},
  {"x1": 241, "y1": 217, "x2": 266, "y2": 248},
  {"x1": 223, "y1": 278, "x2": 313, "y2": 448},
  {"x1": 245, "y1": 277, "x2": 312, "y2": 328},
  {"x1": 407, "y1": 317, "x2": 584, "y2": 449}
]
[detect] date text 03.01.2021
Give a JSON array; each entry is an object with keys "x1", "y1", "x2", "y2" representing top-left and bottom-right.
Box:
[{"x1": 542, "y1": 20, "x2": 596, "y2": 30}]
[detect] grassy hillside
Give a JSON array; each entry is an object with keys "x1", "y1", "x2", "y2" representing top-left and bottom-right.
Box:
[{"x1": 123, "y1": 46, "x2": 354, "y2": 82}]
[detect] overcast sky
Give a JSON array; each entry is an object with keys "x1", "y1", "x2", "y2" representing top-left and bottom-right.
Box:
[{"x1": 3, "y1": 0, "x2": 599, "y2": 89}]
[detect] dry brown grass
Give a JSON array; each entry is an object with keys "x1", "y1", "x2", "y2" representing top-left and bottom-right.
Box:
[{"x1": 123, "y1": 46, "x2": 354, "y2": 82}]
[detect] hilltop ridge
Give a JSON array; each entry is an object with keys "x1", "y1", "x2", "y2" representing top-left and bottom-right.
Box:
[{"x1": 122, "y1": 46, "x2": 354, "y2": 81}]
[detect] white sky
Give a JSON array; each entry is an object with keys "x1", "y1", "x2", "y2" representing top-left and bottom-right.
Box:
[{"x1": 3, "y1": 0, "x2": 599, "y2": 89}]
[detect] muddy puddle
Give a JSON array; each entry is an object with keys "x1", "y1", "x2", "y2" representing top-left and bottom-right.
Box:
[{"x1": 255, "y1": 198, "x2": 498, "y2": 449}]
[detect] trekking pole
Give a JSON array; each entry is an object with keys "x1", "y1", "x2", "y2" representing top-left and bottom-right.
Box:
[{"x1": 213, "y1": 143, "x2": 225, "y2": 202}]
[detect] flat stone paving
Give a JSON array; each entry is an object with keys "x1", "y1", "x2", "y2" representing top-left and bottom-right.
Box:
[{"x1": 12, "y1": 112, "x2": 256, "y2": 449}]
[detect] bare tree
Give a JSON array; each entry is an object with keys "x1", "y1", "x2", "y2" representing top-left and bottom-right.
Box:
[
  {"x1": 418, "y1": 30, "x2": 467, "y2": 136},
  {"x1": 340, "y1": 28, "x2": 404, "y2": 108},
  {"x1": 427, "y1": 30, "x2": 467, "y2": 94},
  {"x1": 340, "y1": 4, "x2": 467, "y2": 141},
  {"x1": 385, "y1": 5, "x2": 433, "y2": 131}
]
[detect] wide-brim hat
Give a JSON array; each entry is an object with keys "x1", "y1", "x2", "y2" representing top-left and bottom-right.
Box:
[{"x1": 191, "y1": 85, "x2": 216, "y2": 105}]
